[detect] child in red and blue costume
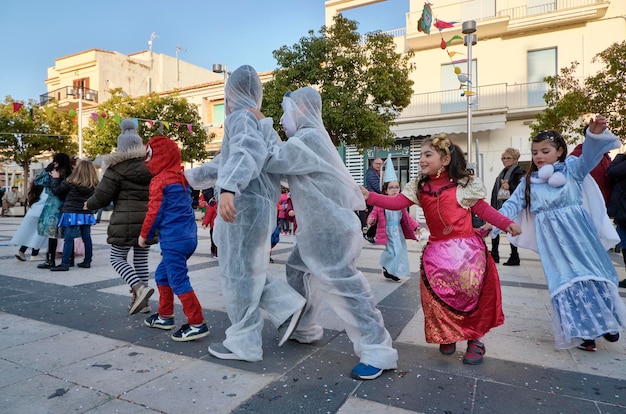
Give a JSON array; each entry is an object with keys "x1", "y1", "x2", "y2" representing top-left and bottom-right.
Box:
[{"x1": 139, "y1": 135, "x2": 209, "y2": 342}]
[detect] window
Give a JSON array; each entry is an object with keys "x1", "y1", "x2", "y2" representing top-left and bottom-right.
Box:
[
  {"x1": 527, "y1": 48, "x2": 556, "y2": 106},
  {"x1": 213, "y1": 103, "x2": 225, "y2": 127},
  {"x1": 73, "y1": 78, "x2": 89, "y2": 93}
]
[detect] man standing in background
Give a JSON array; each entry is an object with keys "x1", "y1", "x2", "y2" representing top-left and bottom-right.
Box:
[{"x1": 364, "y1": 158, "x2": 383, "y2": 243}]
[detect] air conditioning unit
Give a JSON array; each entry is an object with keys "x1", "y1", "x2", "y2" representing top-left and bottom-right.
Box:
[
  {"x1": 85, "y1": 93, "x2": 93, "y2": 101},
  {"x1": 67, "y1": 88, "x2": 75, "y2": 96}
]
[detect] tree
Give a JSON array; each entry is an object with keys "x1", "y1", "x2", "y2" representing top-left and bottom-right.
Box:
[
  {"x1": 262, "y1": 14, "x2": 415, "y2": 149},
  {"x1": 0, "y1": 98, "x2": 77, "y2": 196},
  {"x1": 532, "y1": 41, "x2": 626, "y2": 144},
  {"x1": 83, "y1": 89, "x2": 214, "y2": 163}
]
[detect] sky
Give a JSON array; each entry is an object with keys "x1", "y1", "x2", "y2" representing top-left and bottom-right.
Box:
[{"x1": 0, "y1": 0, "x2": 409, "y2": 103}]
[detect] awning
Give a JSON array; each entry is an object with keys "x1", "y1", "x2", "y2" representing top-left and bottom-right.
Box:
[{"x1": 391, "y1": 114, "x2": 506, "y2": 138}]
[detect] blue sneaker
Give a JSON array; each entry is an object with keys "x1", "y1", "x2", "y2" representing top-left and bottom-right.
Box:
[
  {"x1": 144, "y1": 313, "x2": 175, "y2": 330},
  {"x1": 171, "y1": 323, "x2": 209, "y2": 342},
  {"x1": 351, "y1": 363, "x2": 383, "y2": 380}
]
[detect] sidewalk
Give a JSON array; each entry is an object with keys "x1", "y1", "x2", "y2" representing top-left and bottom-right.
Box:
[{"x1": 1, "y1": 216, "x2": 625, "y2": 413}]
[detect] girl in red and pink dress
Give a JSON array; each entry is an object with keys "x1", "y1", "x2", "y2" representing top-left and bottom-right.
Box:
[{"x1": 362, "y1": 135, "x2": 521, "y2": 365}]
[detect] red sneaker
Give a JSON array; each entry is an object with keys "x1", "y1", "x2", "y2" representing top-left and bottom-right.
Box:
[
  {"x1": 463, "y1": 340, "x2": 486, "y2": 365},
  {"x1": 439, "y1": 343, "x2": 456, "y2": 355}
]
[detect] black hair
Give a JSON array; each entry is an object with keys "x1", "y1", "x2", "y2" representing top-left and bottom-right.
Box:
[
  {"x1": 523, "y1": 130, "x2": 567, "y2": 209},
  {"x1": 417, "y1": 137, "x2": 471, "y2": 193}
]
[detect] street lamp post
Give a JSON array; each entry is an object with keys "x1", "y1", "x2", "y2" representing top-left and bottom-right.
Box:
[
  {"x1": 78, "y1": 87, "x2": 83, "y2": 159},
  {"x1": 462, "y1": 20, "x2": 477, "y2": 170},
  {"x1": 212, "y1": 64, "x2": 230, "y2": 82}
]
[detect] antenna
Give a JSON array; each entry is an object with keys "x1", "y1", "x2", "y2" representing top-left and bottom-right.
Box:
[
  {"x1": 176, "y1": 44, "x2": 187, "y2": 84},
  {"x1": 148, "y1": 32, "x2": 159, "y2": 68}
]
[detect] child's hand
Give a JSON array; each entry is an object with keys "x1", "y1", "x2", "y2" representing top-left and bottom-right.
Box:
[
  {"x1": 288, "y1": 210, "x2": 295, "y2": 217},
  {"x1": 480, "y1": 223, "x2": 493, "y2": 233},
  {"x1": 219, "y1": 192, "x2": 237, "y2": 223},
  {"x1": 50, "y1": 169, "x2": 60, "y2": 178},
  {"x1": 506, "y1": 223, "x2": 522, "y2": 236},
  {"x1": 83, "y1": 201, "x2": 89, "y2": 210},
  {"x1": 588, "y1": 115, "x2": 607, "y2": 135},
  {"x1": 138, "y1": 236, "x2": 147, "y2": 248},
  {"x1": 360, "y1": 186, "x2": 369, "y2": 200},
  {"x1": 366, "y1": 219, "x2": 375, "y2": 226},
  {"x1": 202, "y1": 224, "x2": 208, "y2": 230}
]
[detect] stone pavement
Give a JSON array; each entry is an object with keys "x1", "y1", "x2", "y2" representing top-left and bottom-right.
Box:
[{"x1": 1, "y1": 215, "x2": 625, "y2": 414}]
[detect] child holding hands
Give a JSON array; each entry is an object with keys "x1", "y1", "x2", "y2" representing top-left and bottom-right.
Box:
[
  {"x1": 495, "y1": 115, "x2": 626, "y2": 351},
  {"x1": 367, "y1": 155, "x2": 420, "y2": 282},
  {"x1": 50, "y1": 159, "x2": 99, "y2": 271},
  {"x1": 139, "y1": 135, "x2": 209, "y2": 342},
  {"x1": 362, "y1": 135, "x2": 521, "y2": 365}
]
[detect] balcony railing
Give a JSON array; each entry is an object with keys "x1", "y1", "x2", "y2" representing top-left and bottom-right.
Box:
[
  {"x1": 40, "y1": 86, "x2": 98, "y2": 106},
  {"x1": 397, "y1": 81, "x2": 547, "y2": 120}
]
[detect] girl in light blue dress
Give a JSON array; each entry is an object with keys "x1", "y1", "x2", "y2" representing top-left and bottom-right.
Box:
[
  {"x1": 495, "y1": 115, "x2": 626, "y2": 351},
  {"x1": 367, "y1": 155, "x2": 420, "y2": 282}
]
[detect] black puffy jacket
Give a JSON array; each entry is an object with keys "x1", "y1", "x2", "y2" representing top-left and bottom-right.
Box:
[{"x1": 86, "y1": 147, "x2": 152, "y2": 246}]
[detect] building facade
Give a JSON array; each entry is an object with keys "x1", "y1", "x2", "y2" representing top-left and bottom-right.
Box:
[{"x1": 327, "y1": 0, "x2": 626, "y2": 189}]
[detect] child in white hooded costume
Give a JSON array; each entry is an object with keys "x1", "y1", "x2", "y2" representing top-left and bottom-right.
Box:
[
  {"x1": 184, "y1": 65, "x2": 305, "y2": 362},
  {"x1": 263, "y1": 86, "x2": 398, "y2": 380}
]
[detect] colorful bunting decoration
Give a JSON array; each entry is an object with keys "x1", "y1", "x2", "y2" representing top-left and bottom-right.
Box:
[
  {"x1": 12, "y1": 102, "x2": 23, "y2": 113},
  {"x1": 434, "y1": 19, "x2": 456, "y2": 30},
  {"x1": 417, "y1": 3, "x2": 433, "y2": 34},
  {"x1": 85, "y1": 114, "x2": 198, "y2": 134}
]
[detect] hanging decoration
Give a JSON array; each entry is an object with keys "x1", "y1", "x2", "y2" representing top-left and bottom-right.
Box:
[
  {"x1": 12, "y1": 102, "x2": 24, "y2": 113},
  {"x1": 417, "y1": 3, "x2": 433, "y2": 34},
  {"x1": 87, "y1": 113, "x2": 198, "y2": 134}
]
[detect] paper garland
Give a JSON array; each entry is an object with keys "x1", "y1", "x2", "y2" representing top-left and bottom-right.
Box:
[
  {"x1": 88, "y1": 113, "x2": 196, "y2": 133},
  {"x1": 416, "y1": 2, "x2": 475, "y2": 98}
]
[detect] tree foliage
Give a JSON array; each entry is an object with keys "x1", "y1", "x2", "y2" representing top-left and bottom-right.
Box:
[
  {"x1": 83, "y1": 89, "x2": 214, "y2": 163},
  {"x1": 0, "y1": 97, "x2": 77, "y2": 192},
  {"x1": 262, "y1": 14, "x2": 415, "y2": 149},
  {"x1": 532, "y1": 41, "x2": 626, "y2": 144}
]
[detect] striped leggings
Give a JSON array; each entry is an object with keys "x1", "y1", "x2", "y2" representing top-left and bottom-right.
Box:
[{"x1": 110, "y1": 244, "x2": 150, "y2": 289}]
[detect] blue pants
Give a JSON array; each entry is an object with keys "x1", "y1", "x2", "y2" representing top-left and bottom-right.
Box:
[
  {"x1": 154, "y1": 237, "x2": 197, "y2": 295},
  {"x1": 62, "y1": 225, "x2": 92, "y2": 265}
]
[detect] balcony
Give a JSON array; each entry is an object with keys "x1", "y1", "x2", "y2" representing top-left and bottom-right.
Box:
[
  {"x1": 396, "y1": 81, "x2": 547, "y2": 122},
  {"x1": 40, "y1": 86, "x2": 99, "y2": 108}
]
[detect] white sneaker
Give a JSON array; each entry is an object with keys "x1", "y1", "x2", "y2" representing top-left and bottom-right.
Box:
[
  {"x1": 129, "y1": 283, "x2": 154, "y2": 315},
  {"x1": 15, "y1": 251, "x2": 26, "y2": 261}
]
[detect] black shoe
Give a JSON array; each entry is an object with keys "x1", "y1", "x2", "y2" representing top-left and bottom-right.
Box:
[
  {"x1": 77, "y1": 262, "x2": 91, "y2": 268},
  {"x1": 37, "y1": 261, "x2": 55, "y2": 269},
  {"x1": 50, "y1": 264, "x2": 70, "y2": 272},
  {"x1": 604, "y1": 332, "x2": 620, "y2": 343},
  {"x1": 364, "y1": 235, "x2": 375, "y2": 244},
  {"x1": 382, "y1": 268, "x2": 401, "y2": 282},
  {"x1": 502, "y1": 257, "x2": 520, "y2": 266},
  {"x1": 619, "y1": 279, "x2": 626, "y2": 288},
  {"x1": 577, "y1": 339, "x2": 597, "y2": 351}
]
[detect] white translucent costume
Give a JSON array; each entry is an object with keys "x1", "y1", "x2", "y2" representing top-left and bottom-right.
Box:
[
  {"x1": 264, "y1": 86, "x2": 398, "y2": 371},
  {"x1": 184, "y1": 65, "x2": 305, "y2": 361}
]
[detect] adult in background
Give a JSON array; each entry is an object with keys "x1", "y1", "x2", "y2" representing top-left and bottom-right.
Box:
[
  {"x1": 2, "y1": 186, "x2": 23, "y2": 216},
  {"x1": 363, "y1": 158, "x2": 383, "y2": 243},
  {"x1": 606, "y1": 151, "x2": 626, "y2": 288},
  {"x1": 86, "y1": 119, "x2": 154, "y2": 314},
  {"x1": 490, "y1": 148, "x2": 525, "y2": 265}
]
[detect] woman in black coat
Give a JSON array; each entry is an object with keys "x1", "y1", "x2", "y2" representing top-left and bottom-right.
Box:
[{"x1": 490, "y1": 147, "x2": 525, "y2": 265}]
